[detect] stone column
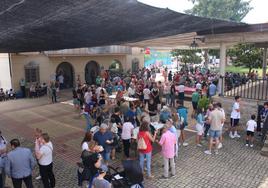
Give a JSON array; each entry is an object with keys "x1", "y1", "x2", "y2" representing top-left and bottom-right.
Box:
[
  {"x1": 219, "y1": 43, "x2": 226, "y2": 96},
  {"x1": 263, "y1": 47, "x2": 267, "y2": 79}
]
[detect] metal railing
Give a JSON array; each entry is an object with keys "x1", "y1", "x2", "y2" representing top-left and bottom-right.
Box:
[{"x1": 222, "y1": 77, "x2": 268, "y2": 101}]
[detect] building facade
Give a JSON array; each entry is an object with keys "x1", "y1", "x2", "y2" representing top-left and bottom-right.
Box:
[{"x1": 0, "y1": 46, "x2": 144, "y2": 91}]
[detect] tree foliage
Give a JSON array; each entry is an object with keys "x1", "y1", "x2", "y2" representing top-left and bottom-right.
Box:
[
  {"x1": 228, "y1": 43, "x2": 263, "y2": 73},
  {"x1": 171, "y1": 49, "x2": 202, "y2": 66},
  {"x1": 186, "y1": 0, "x2": 252, "y2": 22}
]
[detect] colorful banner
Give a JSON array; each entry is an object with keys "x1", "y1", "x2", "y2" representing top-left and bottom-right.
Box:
[{"x1": 144, "y1": 49, "x2": 172, "y2": 67}]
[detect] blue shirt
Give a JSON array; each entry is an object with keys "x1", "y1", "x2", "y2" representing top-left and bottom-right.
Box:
[
  {"x1": 177, "y1": 106, "x2": 188, "y2": 126},
  {"x1": 93, "y1": 131, "x2": 113, "y2": 153},
  {"x1": 196, "y1": 113, "x2": 204, "y2": 125},
  {"x1": 209, "y1": 84, "x2": 217, "y2": 96},
  {"x1": 5, "y1": 147, "x2": 36, "y2": 178}
]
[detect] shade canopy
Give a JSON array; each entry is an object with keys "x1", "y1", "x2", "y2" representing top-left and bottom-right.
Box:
[{"x1": 0, "y1": 0, "x2": 246, "y2": 53}]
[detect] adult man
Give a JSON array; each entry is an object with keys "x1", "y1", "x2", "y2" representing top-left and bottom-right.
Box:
[
  {"x1": 35, "y1": 133, "x2": 56, "y2": 188},
  {"x1": 58, "y1": 74, "x2": 64, "y2": 89},
  {"x1": 19, "y1": 78, "x2": 26, "y2": 98},
  {"x1": 229, "y1": 96, "x2": 241, "y2": 138},
  {"x1": 5, "y1": 139, "x2": 35, "y2": 188},
  {"x1": 93, "y1": 123, "x2": 113, "y2": 164},
  {"x1": 204, "y1": 103, "x2": 224, "y2": 155},
  {"x1": 191, "y1": 89, "x2": 200, "y2": 113},
  {"x1": 128, "y1": 84, "x2": 136, "y2": 98},
  {"x1": 157, "y1": 121, "x2": 176, "y2": 179},
  {"x1": 208, "y1": 82, "x2": 217, "y2": 97},
  {"x1": 0, "y1": 131, "x2": 7, "y2": 187}
]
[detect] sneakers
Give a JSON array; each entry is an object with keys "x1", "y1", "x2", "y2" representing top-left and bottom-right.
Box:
[
  {"x1": 35, "y1": 175, "x2": 41, "y2": 180},
  {"x1": 196, "y1": 144, "x2": 202, "y2": 147},
  {"x1": 204, "y1": 150, "x2": 212, "y2": 155},
  {"x1": 245, "y1": 144, "x2": 249, "y2": 147},
  {"x1": 229, "y1": 132, "x2": 234, "y2": 139},
  {"x1": 215, "y1": 150, "x2": 219, "y2": 155},
  {"x1": 250, "y1": 144, "x2": 254, "y2": 148},
  {"x1": 182, "y1": 142, "x2": 189, "y2": 147},
  {"x1": 217, "y1": 142, "x2": 223, "y2": 149},
  {"x1": 159, "y1": 175, "x2": 168, "y2": 179},
  {"x1": 234, "y1": 134, "x2": 241, "y2": 138}
]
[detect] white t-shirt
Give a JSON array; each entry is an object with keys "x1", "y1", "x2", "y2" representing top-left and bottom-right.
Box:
[
  {"x1": 121, "y1": 122, "x2": 134, "y2": 140},
  {"x1": 247, "y1": 120, "x2": 257, "y2": 132},
  {"x1": 143, "y1": 88, "x2": 151, "y2": 100},
  {"x1": 231, "y1": 102, "x2": 240, "y2": 119},
  {"x1": 128, "y1": 87, "x2": 135, "y2": 96},
  {"x1": 178, "y1": 85, "x2": 185, "y2": 93},
  {"x1": 196, "y1": 83, "x2": 202, "y2": 90},
  {"x1": 58, "y1": 75, "x2": 64, "y2": 84},
  {"x1": 39, "y1": 142, "x2": 53, "y2": 166},
  {"x1": 84, "y1": 92, "x2": 92, "y2": 104},
  {"x1": 81, "y1": 142, "x2": 89, "y2": 151}
]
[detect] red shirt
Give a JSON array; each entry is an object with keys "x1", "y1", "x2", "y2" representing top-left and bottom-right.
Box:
[{"x1": 138, "y1": 131, "x2": 152, "y2": 154}]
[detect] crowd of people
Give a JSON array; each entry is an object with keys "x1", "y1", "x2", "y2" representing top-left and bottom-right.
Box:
[
  {"x1": 70, "y1": 66, "x2": 268, "y2": 188},
  {"x1": 0, "y1": 66, "x2": 267, "y2": 188}
]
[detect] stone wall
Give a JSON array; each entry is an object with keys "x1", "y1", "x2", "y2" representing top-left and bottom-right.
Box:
[{"x1": 212, "y1": 96, "x2": 262, "y2": 127}]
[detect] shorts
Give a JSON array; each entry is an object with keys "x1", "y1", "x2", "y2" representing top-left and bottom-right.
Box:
[
  {"x1": 246, "y1": 131, "x2": 254, "y2": 137},
  {"x1": 192, "y1": 102, "x2": 198, "y2": 110},
  {"x1": 230, "y1": 118, "x2": 239, "y2": 127},
  {"x1": 196, "y1": 123, "x2": 204, "y2": 136},
  {"x1": 209, "y1": 130, "x2": 221, "y2": 139},
  {"x1": 179, "y1": 123, "x2": 186, "y2": 130}
]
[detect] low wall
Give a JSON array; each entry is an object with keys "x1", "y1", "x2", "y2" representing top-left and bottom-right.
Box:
[{"x1": 212, "y1": 96, "x2": 262, "y2": 127}]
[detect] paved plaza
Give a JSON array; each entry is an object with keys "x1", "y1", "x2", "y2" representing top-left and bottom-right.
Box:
[{"x1": 0, "y1": 93, "x2": 268, "y2": 188}]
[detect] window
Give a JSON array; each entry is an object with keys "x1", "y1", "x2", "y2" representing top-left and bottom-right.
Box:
[
  {"x1": 109, "y1": 59, "x2": 122, "y2": 71},
  {"x1": 24, "y1": 62, "x2": 40, "y2": 83}
]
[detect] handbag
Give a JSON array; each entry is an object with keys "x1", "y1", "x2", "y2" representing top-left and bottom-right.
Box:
[{"x1": 137, "y1": 136, "x2": 147, "y2": 150}]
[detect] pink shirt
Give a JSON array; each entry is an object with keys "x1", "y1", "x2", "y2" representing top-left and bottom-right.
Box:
[{"x1": 159, "y1": 130, "x2": 176, "y2": 158}]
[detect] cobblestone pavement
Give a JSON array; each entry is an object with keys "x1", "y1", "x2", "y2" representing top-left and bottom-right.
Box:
[{"x1": 0, "y1": 94, "x2": 267, "y2": 188}]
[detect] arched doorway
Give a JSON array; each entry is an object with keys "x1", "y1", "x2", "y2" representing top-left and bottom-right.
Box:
[
  {"x1": 56, "y1": 62, "x2": 74, "y2": 89},
  {"x1": 85, "y1": 61, "x2": 100, "y2": 85},
  {"x1": 132, "y1": 58, "x2": 140, "y2": 72}
]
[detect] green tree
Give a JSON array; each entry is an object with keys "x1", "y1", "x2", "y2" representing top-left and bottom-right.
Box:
[
  {"x1": 186, "y1": 0, "x2": 252, "y2": 22},
  {"x1": 171, "y1": 49, "x2": 202, "y2": 69},
  {"x1": 228, "y1": 43, "x2": 263, "y2": 74},
  {"x1": 185, "y1": 0, "x2": 252, "y2": 67}
]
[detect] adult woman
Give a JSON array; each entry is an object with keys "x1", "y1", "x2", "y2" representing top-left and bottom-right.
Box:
[
  {"x1": 137, "y1": 121, "x2": 157, "y2": 179},
  {"x1": 35, "y1": 133, "x2": 56, "y2": 188},
  {"x1": 98, "y1": 89, "x2": 106, "y2": 106},
  {"x1": 81, "y1": 132, "x2": 103, "y2": 153},
  {"x1": 121, "y1": 117, "x2": 134, "y2": 158},
  {"x1": 147, "y1": 98, "x2": 158, "y2": 122}
]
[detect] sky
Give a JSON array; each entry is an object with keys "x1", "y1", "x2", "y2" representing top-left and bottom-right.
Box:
[{"x1": 138, "y1": 0, "x2": 268, "y2": 24}]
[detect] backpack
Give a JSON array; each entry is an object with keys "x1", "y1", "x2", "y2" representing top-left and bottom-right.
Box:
[{"x1": 137, "y1": 136, "x2": 147, "y2": 150}]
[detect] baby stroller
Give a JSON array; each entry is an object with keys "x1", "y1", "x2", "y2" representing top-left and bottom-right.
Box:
[{"x1": 105, "y1": 160, "x2": 144, "y2": 188}]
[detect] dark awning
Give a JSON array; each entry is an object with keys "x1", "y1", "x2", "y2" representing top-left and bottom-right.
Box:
[{"x1": 0, "y1": 0, "x2": 246, "y2": 53}]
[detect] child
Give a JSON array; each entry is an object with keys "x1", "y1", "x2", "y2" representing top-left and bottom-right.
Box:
[
  {"x1": 195, "y1": 108, "x2": 204, "y2": 147},
  {"x1": 246, "y1": 115, "x2": 257, "y2": 147}
]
